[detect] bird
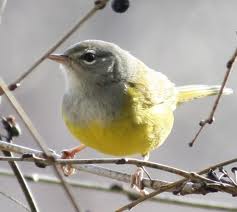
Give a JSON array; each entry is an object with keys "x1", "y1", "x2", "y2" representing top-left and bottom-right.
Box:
[{"x1": 48, "y1": 40, "x2": 232, "y2": 192}]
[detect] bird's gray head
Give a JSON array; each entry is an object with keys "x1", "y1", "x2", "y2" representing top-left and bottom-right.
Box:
[{"x1": 48, "y1": 40, "x2": 138, "y2": 90}]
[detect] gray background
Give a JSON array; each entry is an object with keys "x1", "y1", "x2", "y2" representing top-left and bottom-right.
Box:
[{"x1": 0, "y1": 0, "x2": 237, "y2": 211}]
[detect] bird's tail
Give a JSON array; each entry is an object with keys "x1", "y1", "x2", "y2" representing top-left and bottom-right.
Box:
[{"x1": 176, "y1": 85, "x2": 233, "y2": 104}]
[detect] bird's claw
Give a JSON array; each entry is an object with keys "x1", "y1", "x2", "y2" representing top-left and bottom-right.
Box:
[
  {"x1": 130, "y1": 167, "x2": 148, "y2": 195},
  {"x1": 61, "y1": 149, "x2": 76, "y2": 176}
]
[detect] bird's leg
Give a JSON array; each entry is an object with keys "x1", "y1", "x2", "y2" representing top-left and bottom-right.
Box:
[
  {"x1": 130, "y1": 153, "x2": 150, "y2": 195},
  {"x1": 61, "y1": 144, "x2": 86, "y2": 176},
  {"x1": 62, "y1": 144, "x2": 86, "y2": 158}
]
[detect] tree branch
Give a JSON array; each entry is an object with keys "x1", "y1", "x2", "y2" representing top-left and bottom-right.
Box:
[
  {"x1": 189, "y1": 47, "x2": 237, "y2": 146},
  {"x1": 0, "y1": 190, "x2": 30, "y2": 212},
  {"x1": 0, "y1": 0, "x2": 7, "y2": 24},
  {"x1": 1, "y1": 169, "x2": 236, "y2": 212},
  {"x1": 0, "y1": 140, "x2": 237, "y2": 196},
  {"x1": 2, "y1": 148, "x2": 39, "y2": 211}
]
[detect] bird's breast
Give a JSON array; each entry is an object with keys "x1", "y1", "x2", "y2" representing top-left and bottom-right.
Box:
[
  {"x1": 62, "y1": 95, "x2": 152, "y2": 156},
  {"x1": 62, "y1": 84, "x2": 174, "y2": 156},
  {"x1": 62, "y1": 85, "x2": 124, "y2": 126}
]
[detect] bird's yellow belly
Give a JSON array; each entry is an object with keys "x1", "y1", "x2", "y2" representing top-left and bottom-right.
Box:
[{"x1": 63, "y1": 107, "x2": 174, "y2": 156}]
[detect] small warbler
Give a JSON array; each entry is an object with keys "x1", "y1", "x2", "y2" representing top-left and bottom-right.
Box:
[{"x1": 48, "y1": 40, "x2": 232, "y2": 191}]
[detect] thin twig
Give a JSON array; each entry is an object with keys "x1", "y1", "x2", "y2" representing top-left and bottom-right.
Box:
[
  {"x1": 0, "y1": 141, "x2": 192, "y2": 179},
  {"x1": 0, "y1": 190, "x2": 30, "y2": 212},
  {"x1": 189, "y1": 48, "x2": 237, "y2": 146},
  {"x1": 0, "y1": 0, "x2": 7, "y2": 24},
  {"x1": 0, "y1": 140, "x2": 44, "y2": 155},
  {"x1": 115, "y1": 154, "x2": 237, "y2": 211},
  {"x1": 0, "y1": 146, "x2": 170, "y2": 190},
  {"x1": 2, "y1": 144, "x2": 39, "y2": 212},
  {"x1": 1, "y1": 137, "x2": 237, "y2": 178},
  {"x1": 116, "y1": 181, "x2": 181, "y2": 212},
  {"x1": 1, "y1": 138, "x2": 237, "y2": 181},
  {"x1": 0, "y1": 142, "x2": 237, "y2": 194},
  {"x1": 117, "y1": 179, "x2": 236, "y2": 212},
  {"x1": 0, "y1": 0, "x2": 109, "y2": 95},
  {"x1": 116, "y1": 177, "x2": 237, "y2": 211},
  {"x1": 1, "y1": 169, "x2": 236, "y2": 212},
  {"x1": 198, "y1": 158, "x2": 237, "y2": 175},
  {"x1": 115, "y1": 177, "x2": 237, "y2": 212},
  {"x1": 0, "y1": 150, "x2": 223, "y2": 185},
  {"x1": 174, "y1": 157, "x2": 237, "y2": 191},
  {"x1": 58, "y1": 158, "x2": 193, "y2": 179},
  {"x1": 77, "y1": 164, "x2": 169, "y2": 190},
  {"x1": 116, "y1": 182, "x2": 237, "y2": 212},
  {"x1": 0, "y1": 116, "x2": 38, "y2": 212},
  {"x1": 75, "y1": 165, "x2": 237, "y2": 196},
  {"x1": 117, "y1": 171, "x2": 235, "y2": 212},
  {"x1": 1, "y1": 140, "x2": 237, "y2": 211}
]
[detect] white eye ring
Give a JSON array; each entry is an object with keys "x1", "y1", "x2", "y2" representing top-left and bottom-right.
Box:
[{"x1": 83, "y1": 58, "x2": 96, "y2": 65}]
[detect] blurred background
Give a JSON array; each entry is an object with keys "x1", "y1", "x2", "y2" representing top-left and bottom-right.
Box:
[{"x1": 0, "y1": 0, "x2": 237, "y2": 211}]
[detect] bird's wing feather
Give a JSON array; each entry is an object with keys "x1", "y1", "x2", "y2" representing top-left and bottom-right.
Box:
[
  {"x1": 124, "y1": 68, "x2": 176, "y2": 152},
  {"x1": 126, "y1": 68, "x2": 177, "y2": 111}
]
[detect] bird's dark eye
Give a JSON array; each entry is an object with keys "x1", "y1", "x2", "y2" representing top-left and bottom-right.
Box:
[{"x1": 81, "y1": 52, "x2": 96, "y2": 64}]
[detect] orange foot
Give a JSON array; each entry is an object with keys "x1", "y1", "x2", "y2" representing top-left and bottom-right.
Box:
[{"x1": 61, "y1": 144, "x2": 86, "y2": 176}]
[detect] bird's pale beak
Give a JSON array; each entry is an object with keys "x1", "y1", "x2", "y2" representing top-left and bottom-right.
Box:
[{"x1": 48, "y1": 54, "x2": 69, "y2": 64}]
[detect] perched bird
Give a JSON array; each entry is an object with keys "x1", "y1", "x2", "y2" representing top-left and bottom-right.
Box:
[{"x1": 48, "y1": 40, "x2": 232, "y2": 191}]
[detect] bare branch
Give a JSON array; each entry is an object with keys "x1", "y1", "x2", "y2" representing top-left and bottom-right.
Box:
[
  {"x1": 0, "y1": 116, "x2": 40, "y2": 211},
  {"x1": 0, "y1": 140, "x2": 45, "y2": 155},
  {"x1": 189, "y1": 47, "x2": 237, "y2": 146},
  {"x1": 1, "y1": 141, "x2": 39, "y2": 211},
  {"x1": 0, "y1": 190, "x2": 30, "y2": 212},
  {"x1": 0, "y1": 0, "x2": 7, "y2": 24},
  {"x1": 0, "y1": 141, "x2": 237, "y2": 196},
  {"x1": 115, "y1": 181, "x2": 181, "y2": 212},
  {"x1": 1, "y1": 169, "x2": 236, "y2": 212},
  {"x1": 0, "y1": 142, "x2": 223, "y2": 185},
  {"x1": 198, "y1": 158, "x2": 237, "y2": 175},
  {"x1": 115, "y1": 154, "x2": 237, "y2": 211}
]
